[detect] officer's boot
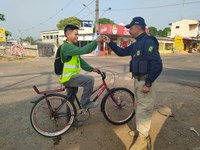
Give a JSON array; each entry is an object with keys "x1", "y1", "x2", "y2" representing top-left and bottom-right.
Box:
[
  {"x1": 128, "y1": 130, "x2": 138, "y2": 138},
  {"x1": 129, "y1": 133, "x2": 150, "y2": 150}
]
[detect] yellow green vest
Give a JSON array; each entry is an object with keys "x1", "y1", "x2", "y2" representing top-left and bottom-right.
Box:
[{"x1": 59, "y1": 55, "x2": 81, "y2": 83}]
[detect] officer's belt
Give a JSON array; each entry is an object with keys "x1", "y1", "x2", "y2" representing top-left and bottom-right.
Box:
[{"x1": 133, "y1": 75, "x2": 147, "y2": 81}]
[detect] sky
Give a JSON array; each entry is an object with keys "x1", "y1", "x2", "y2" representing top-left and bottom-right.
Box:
[{"x1": 1, "y1": 0, "x2": 200, "y2": 39}]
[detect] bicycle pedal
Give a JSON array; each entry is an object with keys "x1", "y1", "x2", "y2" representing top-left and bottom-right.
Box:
[{"x1": 77, "y1": 109, "x2": 88, "y2": 114}]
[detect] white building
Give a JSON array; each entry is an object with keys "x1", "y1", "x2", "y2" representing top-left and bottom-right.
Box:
[
  {"x1": 170, "y1": 19, "x2": 200, "y2": 38},
  {"x1": 40, "y1": 20, "x2": 95, "y2": 47}
]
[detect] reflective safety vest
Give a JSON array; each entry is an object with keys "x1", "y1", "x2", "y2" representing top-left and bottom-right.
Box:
[{"x1": 59, "y1": 55, "x2": 81, "y2": 83}]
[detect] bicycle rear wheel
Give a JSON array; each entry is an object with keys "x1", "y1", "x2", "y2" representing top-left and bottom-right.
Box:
[
  {"x1": 30, "y1": 93, "x2": 76, "y2": 137},
  {"x1": 101, "y1": 87, "x2": 135, "y2": 125}
]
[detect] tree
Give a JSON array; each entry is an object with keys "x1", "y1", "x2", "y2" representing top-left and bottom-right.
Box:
[
  {"x1": 157, "y1": 29, "x2": 163, "y2": 37},
  {"x1": 57, "y1": 17, "x2": 81, "y2": 30},
  {"x1": 148, "y1": 26, "x2": 171, "y2": 37},
  {"x1": 0, "y1": 13, "x2": 6, "y2": 21},
  {"x1": 148, "y1": 26, "x2": 158, "y2": 36},
  {"x1": 6, "y1": 31, "x2": 12, "y2": 37},
  {"x1": 0, "y1": 13, "x2": 12, "y2": 38},
  {"x1": 162, "y1": 27, "x2": 171, "y2": 37},
  {"x1": 23, "y1": 36, "x2": 36, "y2": 45},
  {"x1": 99, "y1": 18, "x2": 115, "y2": 25}
]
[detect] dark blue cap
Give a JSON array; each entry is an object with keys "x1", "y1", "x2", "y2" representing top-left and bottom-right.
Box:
[{"x1": 125, "y1": 17, "x2": 146, "y2": 29}]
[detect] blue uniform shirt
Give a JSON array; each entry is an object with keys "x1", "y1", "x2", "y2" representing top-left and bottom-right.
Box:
[{"x1": 108, "y1": 32, "x2": 163, "y2": 86}]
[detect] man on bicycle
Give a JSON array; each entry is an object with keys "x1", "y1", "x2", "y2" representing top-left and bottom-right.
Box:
[{"x1": 60, "y1": 25, "x2": 102, "y2": 126}]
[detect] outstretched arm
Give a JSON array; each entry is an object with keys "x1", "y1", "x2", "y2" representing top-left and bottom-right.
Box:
[
  {"x1": 61, "y1": 35, "x2": 103, "y2": 57},
  {"x1": 103, "y1": 35, "x2": 132, "y2": 56}
]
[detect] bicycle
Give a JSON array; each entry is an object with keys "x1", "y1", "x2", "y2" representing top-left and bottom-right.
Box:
[{"x1": 30, "y1": 70, "x2": 135, "y2": 137}]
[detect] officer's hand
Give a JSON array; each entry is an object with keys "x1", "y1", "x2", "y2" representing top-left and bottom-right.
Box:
[
  {"x1": 96, "y1": 35, "x2": 103, "y2": 42},
  {"x1": 103, "y1": 35, "x2": 111, "y2": 43},
  {"x1": 142, "y1": 85, "x2": 151, "y2": 93}
]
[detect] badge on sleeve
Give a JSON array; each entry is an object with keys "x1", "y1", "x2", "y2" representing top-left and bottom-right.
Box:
[
  {"x1": 148, "y1": 46, "x2": 154, "y2": 52},
  {"x1": 136, "y1": 50, "x2": 140, "y2": 56}
]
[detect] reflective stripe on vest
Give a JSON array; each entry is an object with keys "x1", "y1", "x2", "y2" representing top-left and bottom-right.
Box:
[
  {"x1": 59, "y1": 55, "x2": 81, "y2": 83},
  {"x1": 63, "y1": 64, "x2": 81, "y2": 69}
]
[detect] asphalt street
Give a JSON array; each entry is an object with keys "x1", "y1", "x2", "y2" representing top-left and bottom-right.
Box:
[
  {"x1": 0, "y1": 53, "x2": 199, "y2": 150},
  {"x1": 83, "y1": 53, "x2": 200, "y2": 87}
]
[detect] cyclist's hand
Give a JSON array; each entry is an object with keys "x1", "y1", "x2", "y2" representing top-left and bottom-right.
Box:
[
  {"x1": 93, "y1": 68, "x2": 100, "y2": 74},
  {"x1": 103, "y1": 35, "x2": 111, "y2": 43},
  {"x1": 96, "y1": 35, "x2": 103, "y2": 43}
]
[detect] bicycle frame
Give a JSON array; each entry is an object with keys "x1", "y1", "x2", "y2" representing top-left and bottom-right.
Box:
[
  {"x1": 32, "y1": 71, "x2": 119, "y2": 114},
  {"x1": 31, "y1": 71, "x2": 135, "y2": 137},
  {"x1": 91, "y1": 72, "x2": 112, "y2": 102}
]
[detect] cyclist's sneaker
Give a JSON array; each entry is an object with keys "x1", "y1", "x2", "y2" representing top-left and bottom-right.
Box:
[
  {"x1": 72, "y1": 118, "x2": 83, "y2": 127},
  {"x1": 82, "y1": 101, "x2": 98, "y2": 109}
]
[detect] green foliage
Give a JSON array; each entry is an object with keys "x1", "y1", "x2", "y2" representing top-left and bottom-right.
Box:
[
  {"x1": 0, "y1": 13, "x2": 6, "y2": 21},
  {"x1": 23, "y1": 36, "x2": 36, "y2": 45},
  {"x1": 6, "y1": 31, "x2": 12, "y2": 37},
  {"x1": 157, "y1": 29, "x2": 163, "y2": 36},
  {"x1": 148, "y1": 26, "x2": 171, "y2": 37},
  {"x1": 99, "y1": 18, "x2": 115, "y2": 24},
  {"x1": 148, "y1": 26, "x2": 158, "y2": 36},
  {"x1": 0, "y1": 14, "x2": 12, "y2": 37},
  {"x1": 162, "y1": 27, "x2": 171, "y2": 37},
  {"x1": 57, "y1": 17, "x2": 81, "y2": 30}
]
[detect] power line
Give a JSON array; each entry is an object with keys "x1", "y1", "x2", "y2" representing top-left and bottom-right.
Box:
[
  {"x1": 23, "y1": 0, "x2": 76, "y2": 32},
  {"x1": 74, "y1": 0, "x2": 95, "y2": 17},
  {"x1": 109, "y1": 0, "x2": 200, "y2": 11},
  {"x1": 19, "y1": 0, "x2": 200, "y2": 35},
  {"x1": 100, "y1": 7, "x2": 111, "y2": 18},
  {"x1": 24, "y1": 0, "x2": 95, "y2": 31}
]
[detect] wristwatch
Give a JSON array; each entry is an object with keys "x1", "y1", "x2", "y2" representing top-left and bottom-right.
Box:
[{"x1": 145, "y1": 82, "x2": 152, "y2": 87}]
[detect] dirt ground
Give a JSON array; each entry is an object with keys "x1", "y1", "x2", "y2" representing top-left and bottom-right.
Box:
[{"x1": 0, "y1": 57, "x2": 200, "y2": 150}]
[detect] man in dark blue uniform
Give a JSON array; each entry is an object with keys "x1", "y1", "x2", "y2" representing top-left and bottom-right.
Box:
[{"x1": 103, "y1": 16, "x2": 162, "y2": 150}]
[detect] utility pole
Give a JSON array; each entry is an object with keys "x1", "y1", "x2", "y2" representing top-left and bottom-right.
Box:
[
  {"x1": 94, "y1": 0, "x2": 99, "y2": 56},
  {"x1": 181, "y1": 0, "x2": 185, "y2": 20},
  {"x1": 95, "y1": 0, "x2": 99, "y2": 34}
]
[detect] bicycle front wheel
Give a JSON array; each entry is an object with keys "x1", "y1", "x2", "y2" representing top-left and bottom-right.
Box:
[
  {"x1": 101, "y1": 87, "x2": 135, "y2": 125},
  {"x1": 30, "y1": 93, "x2": 76, "y2": 137}
]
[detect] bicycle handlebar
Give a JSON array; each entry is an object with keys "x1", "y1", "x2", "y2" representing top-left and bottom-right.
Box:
[{"x1": 97, "y1": 70, "x2": 106, "y2": 80}]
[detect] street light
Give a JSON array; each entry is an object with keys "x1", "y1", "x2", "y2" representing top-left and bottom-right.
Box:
[
  {"x1": 83, "y1": 4, "x2": 94, "y2": 18},
  {"x1": 100, "y1": 7, "x2": 111, "y2": 18}
]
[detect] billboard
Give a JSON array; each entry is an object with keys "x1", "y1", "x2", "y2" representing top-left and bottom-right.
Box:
[
  {"x1": 0, "y1": 28, "x2": 6, "y2": 42},
  {"x1": 174, "y1": 36, "x2": 184, "y2": 52},
  {"x1": 98, "y1": 24, "x2": 130, "y2": 36},
  {"x1": 99, "y1": 24, "x2": 149, "y2": 36}
]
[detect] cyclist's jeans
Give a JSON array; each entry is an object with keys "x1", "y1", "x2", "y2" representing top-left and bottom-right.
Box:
[
  {"x1": 134, "y1": 79, "x2": 156, "y2": 137},
  {"x1": 63, "y1": 74, "x2": 94, "y2": 106}
]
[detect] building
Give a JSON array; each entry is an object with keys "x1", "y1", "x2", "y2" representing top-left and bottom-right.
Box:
[
  {"x1": 39, "y1": 20, "x2": 95, "y2": 57},
  {"x1": 40, "y1": 20, "x2": 94, "y2": 46},
  {"x1": 170, "y1": 19, "x2": 200, "y2": 38},
  {"x1": 169, "y1": 19, "x2": 200, "y2": 52}
]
